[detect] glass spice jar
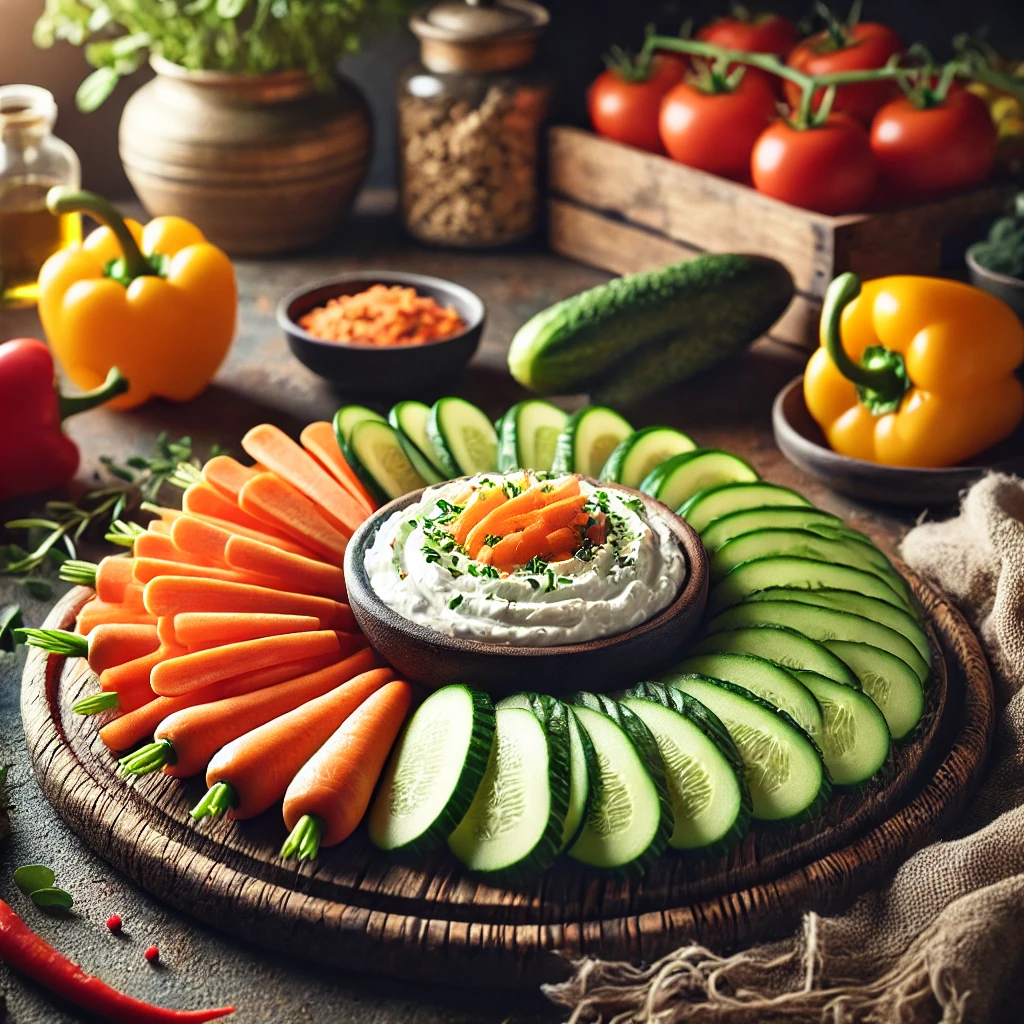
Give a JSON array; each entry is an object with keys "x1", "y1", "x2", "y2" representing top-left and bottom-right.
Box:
[
  {"x1": 398, "y1": 0, "x2": 552, "y2": 248},
  {"x1": 0, "y1": 85, "x2": 82, "y2": 308}
]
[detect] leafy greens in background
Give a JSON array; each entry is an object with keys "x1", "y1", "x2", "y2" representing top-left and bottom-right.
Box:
[{"x1": 33, "y1": 0, "x2": 414, "y2": 111}]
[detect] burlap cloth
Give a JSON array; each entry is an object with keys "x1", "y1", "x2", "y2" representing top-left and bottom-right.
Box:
[{"x1": 545, "y1": 473, "x2": 1024, "y2": 1024}]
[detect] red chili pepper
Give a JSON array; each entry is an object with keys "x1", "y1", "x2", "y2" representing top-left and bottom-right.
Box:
[
  {"x1": 0, "y1": 338, "x2": 128, "y2": 503},
  {"x1": 0, "y1": 899, "x2": 233, "y2": 1023}
]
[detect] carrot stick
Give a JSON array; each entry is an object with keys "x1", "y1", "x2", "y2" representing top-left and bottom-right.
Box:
[
  {"x1": 183, "y1": 483, "x2": 299, "y2": 544},
  {"x1": 157, "y1": 616, "x2": 178, "y2": 647},
  {"x1": 97, "y1": 654, "x2": 338, "y2": 751},
  {"x1": 499, "y1": 494, "x2": 588, "y2": 537},
  {"x1": 238, "y1": 473, "x2": 349, "y2": 565},
  {"x1": 76, "y1": 600, "x2": 156, "y2": 636},
  {"x1": 148, "y1": 519, "x2": 170, "y2": 536},
  {"x1": 133, "y1": 530, "x2": 219, "y2": 567},
  {"x1": 173, "y1": 612, "x2": 321, "y2": 649},
  {"x1": 243, "y1": 424, "x2": 369, "y2": 537},
  {"x1": 131, "y1": 557, "x2": 283, "y2": 590},
  {"x1": 151, "y1": 629, "x2": 364, "y2": 696},
  {"x1": 99, "y1": 643, "x2": 185, "y2": 712},
  {"x1": 224, "y1": 535, "x2": 346, "y2": 601},
  {"x1": 465, "y1": 478, "x2": 580, "y2": 557},
  {"x1": 451, "y1": 486, "x2": 506, "y2": 546},
  {"x1": 168, "y1": 516, "x2": 229, "y2": 565},
  {"x1": 87, "y1": 624, "x2": 161, "y2": 674},
  {"x1": 281, "y1": 679, "x2": 414, "y2": 858},
  {"x1": 120, "y1": 648, "x2": 379, "y2": 778},
  {"x1": 143, "y1": 576, "x2": 355, "y2": 629},
  {"x1": 201, "y1": 455, "x2": 260, "y2": 502},
  {"x1": 299, "y1": 422, "x2": 377, "y2": 515},
  {"x1": 196, "y1": 667, "x2": 394, "y2": 820},
  {"x1": 145, "y1": 505, "x2": 319, "y2": 560}
]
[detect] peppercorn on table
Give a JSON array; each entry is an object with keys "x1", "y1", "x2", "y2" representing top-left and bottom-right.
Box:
[{"x1": 0, "y1": 196, "x2": 954, "y2": 1022}]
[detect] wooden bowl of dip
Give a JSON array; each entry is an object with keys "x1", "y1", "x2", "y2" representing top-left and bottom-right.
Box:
[{"x1": 344, "y1": 482, "x2": 708, "y2": 695}]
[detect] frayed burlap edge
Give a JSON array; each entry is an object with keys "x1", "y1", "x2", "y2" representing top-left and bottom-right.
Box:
[{"x1": 542, "y1": 913, "x2": 967, "y2": 1024}]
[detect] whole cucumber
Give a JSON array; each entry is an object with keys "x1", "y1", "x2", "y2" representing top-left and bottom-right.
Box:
[{"x1": 507, "y1": 254, "x2": 794, "y2": 407}]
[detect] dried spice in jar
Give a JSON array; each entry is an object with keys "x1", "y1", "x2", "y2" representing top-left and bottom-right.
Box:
[{"x1": 399, "y1": 0, "x2": 552, "y2": 248}]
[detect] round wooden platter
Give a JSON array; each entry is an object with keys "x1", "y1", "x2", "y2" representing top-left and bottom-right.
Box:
[{"x1": 22, "y1": 573, "x2": 994, "y2": 990}]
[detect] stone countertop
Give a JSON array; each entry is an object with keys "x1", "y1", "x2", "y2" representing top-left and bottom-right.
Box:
[{"x1": 0, "y1": 197, "x2": 920, "y2": 1023}]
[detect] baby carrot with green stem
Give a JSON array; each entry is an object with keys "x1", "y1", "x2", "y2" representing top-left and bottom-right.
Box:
[
  {"x1": 61, "y1": 557, "x2": 145, "y2": 608},
  {"x1": 96, "y1": 654, "x2": 338, "y2": 750},
  {"x1": 150, "y1": 629, "x2": 365, "y2": 696},
  {"x1": 201, "y1": 454, "x2": 261, "y2": 502},
  {"x1": 281, "y1": 679, "x2": 414, "y2": 860},
  {"x1": 120, "y1": 648, "x2": 379, "y2": 778},
  {"x1": 16, "y1": 624, "x2": 160, "y2": 674},
  {"x1": 299, "y1": 421, "x2": 377, "y2": 514},
  {"x1": 192, "y1": 666, "x2": 394, "y2": 821},
  {"x1": 75, "y1": 599, "x2": 156, "y2": 635}
]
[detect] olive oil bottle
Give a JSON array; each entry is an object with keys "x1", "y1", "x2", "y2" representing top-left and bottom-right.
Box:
[{"x1": 0, "y1": 86, "x2": 81, "y2": 308}]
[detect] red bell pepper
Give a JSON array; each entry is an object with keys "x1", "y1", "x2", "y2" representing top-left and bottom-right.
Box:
[{"x1": 0, "y1": 338, "x2": 128, "y2": 502}]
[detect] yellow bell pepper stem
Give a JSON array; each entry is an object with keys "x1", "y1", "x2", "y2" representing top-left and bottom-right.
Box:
[
  {"x1": 57, "y1": 366, "x2": 129, "y2": 419},
  {"x1": 46, "y1": 189, "x2": 156, "y2": 284},
  {"x1": 821, "y1": 272, "x2": 910, "y2": 416}
]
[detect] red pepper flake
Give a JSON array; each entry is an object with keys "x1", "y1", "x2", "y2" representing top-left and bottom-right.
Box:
[
  {"x1": 144, "y1": 945, "x2": 159, "y2": 963},
  {"x1": 106, "y1": 915, "x2": 122, "y2": 933}
]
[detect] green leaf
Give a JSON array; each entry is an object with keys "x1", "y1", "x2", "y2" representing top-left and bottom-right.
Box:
[
  {"x1": 14, "y1": 865, "x2": 55, "y2": 896},
  {"x1": 0, "y1": 606, "x2": 23, "y2": 654},
  {"x1": 76, "y1": 66, "x2": 120, "y2": 112},
  {"x1": 31, "y1": 887, "x2": 74, "y2": 911},
  {"x1": 21, "y1": 580, "x2": 52, "y2": 601},
  {"x1": 216, "y1": 0, "x2": 249, "y2": 18}
]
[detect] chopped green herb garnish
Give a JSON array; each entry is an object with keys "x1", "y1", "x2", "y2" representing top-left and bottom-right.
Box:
[
  {"x1": 526, "y1": 578, "x2": 540, "y2": 590},
  {"x1": 483, "y1": 534, "x2": 502, "y2": 547},
  {"x1": 523, "y1": 555, "x2": 548, "y2": 574},
  {"x1": 449, "y1": 595, "x2": 463, "y2": 610}
]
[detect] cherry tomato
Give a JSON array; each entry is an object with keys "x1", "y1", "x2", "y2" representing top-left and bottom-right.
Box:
[
  {"x1": 588, "y1": 56, "x2": 684, "y2": 153},
  {"x1": 785, "y1": 22, "x2": 904, "y2": 124},
  {"x1": 697, "y1": 13, "x2": 800, "y2": 55},
  {"x1": 870, "y1": 86, "x2": 997, "y2": 201},
  {"x1": 751, "y1": 114, "x2": 878, "y2": 214},
  {"x1": 659, "y1": 72, "x2": 778, "y2": 181}
]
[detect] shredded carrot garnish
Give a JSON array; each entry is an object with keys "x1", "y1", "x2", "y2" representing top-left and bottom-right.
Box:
[{"x1": 298, "y1": 285, "x2": 466, "y2": 347}]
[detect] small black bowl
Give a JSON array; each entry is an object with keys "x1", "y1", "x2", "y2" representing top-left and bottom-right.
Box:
[
  {"x1": 966, "y1": 245, "x2": 1024, "y2": 323},
  {"x1": 278, "y1": 271, "x2": 485, "y2": 395}
]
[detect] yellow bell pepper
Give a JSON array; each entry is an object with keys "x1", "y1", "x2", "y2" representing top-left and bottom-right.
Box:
[
  {"x1": 38, "y1": 189, "x2": 236, "y2": 411},
  {"x1": 805, "y1": 273, "x2": 1024, "y2": 468}
]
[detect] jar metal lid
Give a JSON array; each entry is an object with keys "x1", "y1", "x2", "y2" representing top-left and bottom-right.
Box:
[{"x1": 410, "y1": 0, "x2": 549, "y2": 74}]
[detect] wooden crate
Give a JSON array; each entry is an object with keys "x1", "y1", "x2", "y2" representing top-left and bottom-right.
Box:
[{"x1": 548, "y1": 126, "x2": 1017, "y2": 350}]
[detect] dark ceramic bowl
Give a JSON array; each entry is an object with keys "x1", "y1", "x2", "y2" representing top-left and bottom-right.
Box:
[
  {"x1": 278, "y1": 271, "x2": 485, "y2": 395},
  {"x1": 966, "y1": 246, "x2": 1024, "y2": 322},
  {"x1": 344, "y1": 482, "x2": 708, "y2": 695},
  {"x1": 773, "y1": 376, "x2": 1024, "y2": 506}
]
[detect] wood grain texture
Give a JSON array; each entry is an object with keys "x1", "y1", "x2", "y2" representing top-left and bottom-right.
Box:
[{"x1": 22, "y1": 573, "x2": 993, "y2": 988}]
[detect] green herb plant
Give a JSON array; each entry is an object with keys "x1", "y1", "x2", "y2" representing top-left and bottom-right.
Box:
[
  {"x1": 34, "y1": 0, "x2": 413, "y2": 112},
  {"x1": 971, "y1": 194, "x2": 1024, "y2": 280}
]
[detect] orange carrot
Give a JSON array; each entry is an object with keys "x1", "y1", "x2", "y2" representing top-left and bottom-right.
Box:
[
  {"x1": 223, "y1": 535, "x2": 346, "y2": 601},
  {"x1": 143, "y1": 576, "x2": 355, "y2": 629},
  {"x1": 451, "y1": 486, "x2": 506, "y2": 546},
  {"x1": 146, "y1": 505, "x2": 319, "y2": 560},
  {"x1": 242, "y1": 424, "x2": 369, "y2": 536},
  {"x1": 201, "y1": 455, "x2": 260, "y2": 502},
  {"x1": 183, "y1": 483, "x2": 299, "y2": 544},
  {"x1": 89, "y1": 557, "x2": 135, "y2": 603},
  {"x1": 131, "y1": 557, "x2": 283, "y2": 590},
  {"x1": 499, "y1": 494, "x2": 588, "y2": 537},
  {"x1": 299, "y1": 422, "x2": 376, "y2": 514},
  {"x1": 487, "y1": 518, "x2": 550, "y2": 575},
  {"x1": 465, "y1": 478, "x2": 580, "y2": 557},
  {"x1": 148, "y1": 518, "x2": 170, "y2": 535},
  {"x1": 99, "y1": 643, "x2": 185, "y2": 712},
  {"x1": 121, "y1": 648, "x2": 379, "y2": 778},
  {"x1": 133, "y1": 530, "x2": 219, "y2": 567},
  {"x1": 87, "y1": 624, "x2": 161, "y2": 674},
  {"x1": 281, "y1": 679, "x2": 414, "y2": 857},
  {"x1": 76, "y1": 599, "x2": 156, "y2": 635},
  {"x1": 156, "y1": 616, "x2": 178, "y2": 647},
  {"x1": 98, "y1": 654, "x2": 338, "y2": 752},
  {"x1": 199, "y1": 667, "x2": 394, "y2": 820},
  {"x1": 151, "y1": 629, "x2": 364, "y2": 696},
  {"x1": 239, "y1": 473, "x2": 349, "y2": 565},
  {"x1": 545, "y1": 526, "x2": 579, "y2": 554},
  {"x1": 168, "y1": 515, "x2": 230, "y2": 564},
  {"x1": 173, "y1": 612, "x2": 321, "y2": 649}
]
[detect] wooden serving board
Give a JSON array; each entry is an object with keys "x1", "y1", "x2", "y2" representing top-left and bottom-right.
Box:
[{"x1": 22, "y1": 575, "x2": 994, "y2": 989}]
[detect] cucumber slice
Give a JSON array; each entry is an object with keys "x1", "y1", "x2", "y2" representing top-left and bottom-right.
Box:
[
  {"x1": 567, "y1": 702, "x2": 672, "y2": 876},
  {"x1": 348, "y1": 420, "x2": 429, "y2": 501},
  {"x1": 332, "y1": 405, "x2": 388, "y2": 499},
  {"x1": 826, "y1": 641, "x2": 925, "y2": 741},
  {"x1": 691, "y1": 624, "x2": 860, "y2": 689},
  {"x1": 700, "y1": 506, "x2": 862, "y2": 553},
  {"x1": 674, "y1": 652, "x2": 823, "y2": 742},
  {"x1": 598, "y1": 426, "x2": 697, "y2": 489},
  {"x1": 389, "y1": 400, "x2": 447, "y2": 479},
  {"x1": 550, "y1": 406, "x2": 633, "y2": 478},
  {"x1": 679, "y1": 482, "x2": 811, "y2": 533},
  {"x1": 495, "y1": 693, "x2": 596, "y2": 852},
  {"x1": 448, "y1": 706, "x2": 570, "y2": 883},
  {"x1": 793, "y1": 670, "x2": 890, "y2": 787},
  {"x1": 707, "y1": 602, "x2": 930, "y2": 684},
  {"x1": 709, "y1": 528, "x2": 912, "y2": 606},
  {"x1": 497, "y1": 400, "x2": 569, "y2": 473},
  {"x1": 368, "y1": 685, "x2": 495, "y2": 854},
  {"x1": 745, "y1": 588, "x2": 931, "y2": 661},
  {"x1": 662, "y1": 674, "x2": 829, "y2": 823},
  {"x1": 427, "y1": 397, "x2": 498, "y2": 477},
  {"x1": 623, "y1": 684, "x2": 751, "y2": 854},
  {"x1": 641, "y1": 449, "x2": 759, "y2": 511},
  {"x1": 709, "y1": 556, "x2": 909, "y2": 618}
]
